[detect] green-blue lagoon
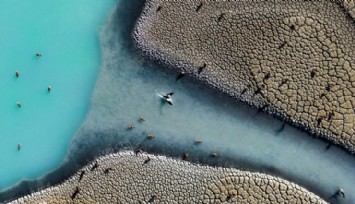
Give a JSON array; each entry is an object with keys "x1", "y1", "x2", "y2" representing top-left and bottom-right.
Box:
[{"x1": 0, "y1": 0, "x2": 116, "y2": 190}]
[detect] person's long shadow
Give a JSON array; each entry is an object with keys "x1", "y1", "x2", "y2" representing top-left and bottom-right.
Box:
[{"x1": 275, "y1": 122, "x2": 286, "y2": 135}]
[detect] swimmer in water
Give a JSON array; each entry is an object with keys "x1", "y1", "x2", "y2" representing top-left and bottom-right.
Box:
[
  {"x1": 336, "y1": 188, "x2": 345, "y2": 198},
  {"x1": 163, "y1": 92, "x2": 174, "y2": 105},
  {"x1": 176, "y1": 71, "x2": 186, "y2": 81}
]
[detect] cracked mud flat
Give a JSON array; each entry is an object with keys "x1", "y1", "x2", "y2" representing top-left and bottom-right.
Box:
[
  {"x1": 134, "y1": 0, "x2": 355, "y2": 153},
  {"x1": 9, "y1": 151, "x2": 327, "y2": 204}
]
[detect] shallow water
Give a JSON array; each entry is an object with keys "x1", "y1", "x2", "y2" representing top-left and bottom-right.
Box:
[
  {"x1": 0, "y1": 0, "x2": 116, "y2": 190},
  {"x1": 1, "y1": 0, "x2": 355, "y2": 204}
]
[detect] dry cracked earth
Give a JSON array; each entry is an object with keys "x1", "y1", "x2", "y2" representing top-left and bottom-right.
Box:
[
  {"x1": 134, "y1": 0, "x2": 355, "y2": 153},
  {"x1": 9, "y1": 151, "x2": 327, "y2": 204}
]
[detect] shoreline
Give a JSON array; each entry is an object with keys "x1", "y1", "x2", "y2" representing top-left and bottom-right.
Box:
[
  {"x1": 9, "y1": 151, "x2": 327, "y2": 203},
  {"x1": 133, "y1": 0, "x2": 355, "y2": 154}
]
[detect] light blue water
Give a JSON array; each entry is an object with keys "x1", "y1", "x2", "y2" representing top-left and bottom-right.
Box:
[
  {"x1": 0, "y1": 0, "x2": 116, "y2": 190},
  {"x1": 1, "y1": 1, "x2": 354, "y2": 204}
]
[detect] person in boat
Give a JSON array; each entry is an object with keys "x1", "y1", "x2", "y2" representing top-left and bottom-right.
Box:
[{"x1": 163, "y1": 92, "x2": 174, "y2": 105}]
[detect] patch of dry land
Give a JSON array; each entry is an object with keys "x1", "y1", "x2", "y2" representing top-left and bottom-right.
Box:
[
  {"x1": 134, "y1": 0, "x2": 355, "y2": 153},
  {"x1": 9, "y1": 151, "x2": 327, "y2": 203}
]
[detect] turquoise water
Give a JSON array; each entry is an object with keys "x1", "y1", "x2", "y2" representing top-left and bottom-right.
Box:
[
  {"x1": 0, "y1": 1, "x2": 354, "y2": 204},
  {"x1": 0, "y1": 0, "x2": 116, "y2": 190}
]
